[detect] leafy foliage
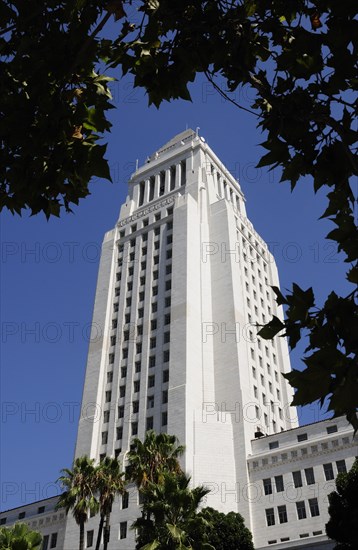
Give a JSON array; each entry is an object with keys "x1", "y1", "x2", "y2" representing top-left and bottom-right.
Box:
[
  {"x1": 133, "y1": 472, "x2": 212, "y2": 550},
  {"x1": 326, "y1": 458, "x2": 358, "y2": 549},
  {"x1": 0, "y1": 523, "x2": 42, "y2": 550},
  {"x1": 57, "y1": 456, "x2": 99, "y2": 550},
  {"x1": 94, "y1": 457, "x2": 126, "y2": 550},
  {"x1": 127, "y1": 430, "x2": 185, "y2": 489},
  {"x1": 192, "y1": 507, "x2": 254, "y2": 550}
]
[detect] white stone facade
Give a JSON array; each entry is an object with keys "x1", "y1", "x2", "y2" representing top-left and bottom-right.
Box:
[
  {"x1": 0, "y1": 496, "x2": 66, "y2": 550},
  {"x1": 2, "y1": 131, "x2": 357, "y2": 550}
]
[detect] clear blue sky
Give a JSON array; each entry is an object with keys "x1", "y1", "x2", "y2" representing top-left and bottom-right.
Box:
[{"x1": 0, "y1": 71, "x2": 349, "y2": 511}]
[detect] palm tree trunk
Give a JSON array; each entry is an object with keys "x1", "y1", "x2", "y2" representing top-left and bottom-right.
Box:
[
  {"x1": 95, "y1": 514, "x2": 105, "y2": 550},
  {"x1": 79, "y1": 521, "x2": 85, "y2": 550},
  {"x1": 103, "y1": 511, "x2": 111, "y2": 550}
]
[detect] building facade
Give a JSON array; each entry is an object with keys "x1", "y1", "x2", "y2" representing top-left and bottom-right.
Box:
[{"x1": 1, "y1": 131, "x2": 357, "y2": 549}]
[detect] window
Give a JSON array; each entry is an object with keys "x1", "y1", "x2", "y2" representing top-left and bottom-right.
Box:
[
  {"x1": 165, "y1": 296, "x2": 171, "y2": 308},
  {"x1": 103, "y1": 410, "x2": 110, "y2": 423},
  {"x1": 154, "y1": 227, "x2": 160, "y2": 236},
  {"x1": 148, "y1": 375, "x2": 155, "y2": 388},
  {"x1": 105, "y1": 391, "x2": 112, "y2": 403},
  {"x1": 140, "y1": 276, "x2": 145, "y2": 285},
  {"x1": 164, "y1": 332, "x2": 170, "y2": 344},
  {"x1": 119, "y1": 522, "x2": 127, "y2": 539},
  {"x1": 170, "y1": 165, "x2": 176, "y2": 190},
  {"x1": 136, "y1": 343, "x2": 142, "y2": 354},
  {"x1": 167, "y1": 234, "x2": 173, "y2": 244},
  {"x1": 265, "y1": 508, "x2": 275, "y2": 526},
  {"x1": 269, "y1": 441, "x2": 279, "y2": 450},
  {"x1": 18, "y1": 512, "x2": 25, "y2": 519},
  {"x1": 327, "y1": 425, "x2": 338, "y2": 434},
  {"x1": 263, "y1": 478, "x2": 272, "y2": 495},
  {"x1": 163, "y1": 350, "x2": 170, "y2": 362},
  {"x1": 38, "y1": 506, "x2": 45, "y2": 514},
  {"x1": 164, "y1": 313, "x2": 171, "y2": 325},
  {"x1": 304, "y1": 467, "x2": 315, "y2": 485},
  {"x1": 166, "y1": 249, "x2": 172, "y2": 259},
  {"x1": 112, "y1": 319, "x2": 118, "y2": 329},
  {"x1": 297, "y1": 433, "x2": 308, "y2": 442},
  {"x1": 278, "y1": 505, "x2": 288, "y2": 524},
  {"x1": 146, "y1": 416, "x2": 154, "y2": 430},
  {"x1": 150, "y1": 337, "x2": 156, "y2": 349},
  {"x1": 309, "y1": 498, "x2": 320, "y2": 517},
  {"x1": 0, "y1": 518, "x2": 6, "y2": 525},
  {"x1": 162, "y1": 411, "x2": 168, "y2": 426},
  {"x1": 134, "y1": 380, "x2": 140, "y2": 393},
  {"x1": 131, "y1": 422, "x2": 138, "y2": 436},
  {"x1": 139, "y1": 291, "x2": 145, "y2": 302},
  {"x1": 293, "y1": 471, "x2": 303, "y2": 488},
  {"x1": 162, "y1": 390, "x2": 168, "y2": 404},
  {"x1": 50, "y1": 533, "x2": 57, "y2": 549},
  {"x1": 165, "y1": 280, "x2": 172, "y2": 291},
  {"x1": 167, "y1": 220, "x2": 173, "y2": 230},
  {"x1": 323, "y1": 463, "x2": 334, "y2": 481},
  {"x1": 108, "y1": 355, "x2": 114, "y2": 367},
  {"x1": 149, "y1": 355, "x2": 156, "y2": 368},
  {"x1": 152, "y1": 302, "x2": 157, "y2": 313},
  {"x1": 110, "y1": 336, "x2": 116, "y2": 346},
  {"x1": 152, "y1": 285, "x2": 158, "y2": 296},
  {"x1": 151, "y1": 319, "x2": 157, "y2": 330},
  {"x1": 132, "y1": 401, "x2": 139, "y2": 413},
  {"x1": 138, "y1": 308, "x2": 144, "y2": 319},
  {"x1": 336, "y1": 460, "x2": 347, "y2": 474},
  {"x1": 86, "y1": 530, "x2": 94, "y2": 548},
  {"x1": 128, "y1": 266, "x2": 134, "y2": 276},
  {"x1": 296, "y1": 501, "x2": 307, "y2": 520},
  {"x1": 135, "y1": 361, "x2": 141, "y2": 373},
  {"x1": 166, "y1": 264, "x2": 172, "y2": 275},
  {"x1": 122, "y1": 348, "x2": 128, "y2": 359},
  {"x1": 125, "y1": 313, "x2": 130, "y2": 323},
  {"x1": 42, "y1": 536, "x2": 49, "y2": 550},
  {"x1": 117, "y1": 427, "x2": 123, "y2": 440},
  {"x1": 163, "y1": 370, "x2": 169, "y2": 383},
  {"x1": 253, "y1": 386, "x2": 258, "y2": 398},
  {"x1": 153, "y1": 255, "x2": 159, "y2": 265},
  {"x1": 118, "y1": 406, "x2": 124, "y2": 418},
  {"x1": 122, "y1": 492, "x2": 129, "y2": 509},
  {"x1": 275, "y1": 475, "x2": 284, "y2": 492},
  {"x1": 147, "y1": 395, "x2": 154, "y2": 408}
]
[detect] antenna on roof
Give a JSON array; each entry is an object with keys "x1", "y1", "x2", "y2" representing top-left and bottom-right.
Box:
[
  {"x1": 135, "y1": 159, "x2": 139, "y2": 170},
  {"x1": 196, "y1": 126, "x2": 200, "y2": 137}
]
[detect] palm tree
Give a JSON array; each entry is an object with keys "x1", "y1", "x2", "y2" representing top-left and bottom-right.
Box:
[
  {"x1": 133, "y1": 472, "x2": 212, "y2": 550},
  {"x1": 0, "y1": 523, "x2": 42, "y2": 550},
  {"x1": 95, "y1": 456, "x2": 126, "y2": 550},
  {"x1": 127, "y1": 430, "x2": 185, "y2": 490},
  {"x1": 57, "y1": 456, "x2": 99, "y2": 550}
]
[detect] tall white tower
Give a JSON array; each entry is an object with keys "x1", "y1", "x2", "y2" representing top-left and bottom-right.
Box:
[{"x1": 64, "y1": 130, "x2": 298, "y2": 549}]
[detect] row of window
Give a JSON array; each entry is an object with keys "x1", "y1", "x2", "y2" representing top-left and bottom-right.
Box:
[
  {"x1": 117, "y1": 208, "x2": 173, "y2": 239},
  {"x1": 105, "y1": 369, "x2": 169, "y2": 403},
  {"x1": 86, "y1": 519, "x2": 129, "y2": 546},
  {"x1": 236, "y1": 218, "x2": 268, "y2": 261},
  {"x1": 265, "y1": 498, "x2": 319, "y2": 526},
  {"x1": 262, "y1": 460, "x2": 347, "y2": 496},
  {"x1": 137, "y1": 163, "x2": 186, "y2": 207},
  {"x1": 42, "y1": 533, "x2": 58, "y2": 549}
]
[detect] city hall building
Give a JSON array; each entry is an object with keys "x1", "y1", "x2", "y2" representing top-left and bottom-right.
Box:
[{"x1": 1, "y1": 130, "x2": 357, "y2": 549}]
